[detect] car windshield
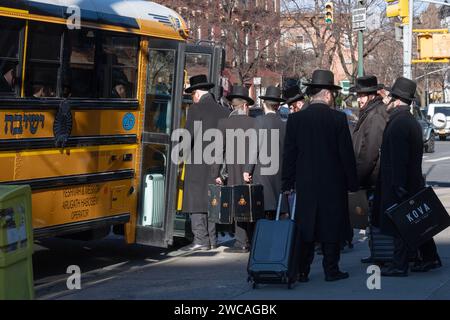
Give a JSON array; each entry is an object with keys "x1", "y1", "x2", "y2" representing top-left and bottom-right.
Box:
[{"x1": 435, "y1": 106, "x2": 450, "y2": 117}]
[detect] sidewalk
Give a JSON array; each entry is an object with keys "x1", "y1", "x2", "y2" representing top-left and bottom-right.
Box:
[{"x1": 51, "y1": 188, "x2": 450, "y2": 300}]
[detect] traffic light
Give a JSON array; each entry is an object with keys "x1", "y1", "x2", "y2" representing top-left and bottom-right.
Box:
[
  {"x1": 324, "y1": 2, "x2": 333, "y2": 24},
  {"x1": 386, "y1": 0, "x2": 409, "y2": 21}
]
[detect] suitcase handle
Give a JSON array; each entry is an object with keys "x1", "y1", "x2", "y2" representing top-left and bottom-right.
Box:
[{"x1": 276, "y1": 192, "x2": 296, "y2": 221}]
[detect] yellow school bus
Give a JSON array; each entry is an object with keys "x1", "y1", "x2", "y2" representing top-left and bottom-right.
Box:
[{"x1": 0, "y1": 0, "x2": 225, "y2": 247}]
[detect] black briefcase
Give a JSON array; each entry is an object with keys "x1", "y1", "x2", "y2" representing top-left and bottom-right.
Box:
[
  {"x1": 348, "y1": 190, "x2": 370, "y2": 230},
  {"x1": 386, "y1": 187, "x2": 450, "y2": 248},
  {"x1": 232, "y1": 184, "x2": 264, "y2": 223},
  {"x1": 207, "y1": 184, "x2": 233, "y2": 224}
]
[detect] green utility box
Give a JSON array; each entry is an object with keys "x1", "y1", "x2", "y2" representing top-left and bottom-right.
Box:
[{"x1": 0, "y1": 185, "x2": 34, "y2": 300}]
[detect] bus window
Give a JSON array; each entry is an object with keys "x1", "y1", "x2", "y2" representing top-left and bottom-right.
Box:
[
  {"x1": 184, "y1": 53, "x2": 211, "y2": 86},
  {"x1": 63, "y1": 29, "x2": 96, "y2": 98},
  {"x1": 99, "y1": 35, "x2": 138, "y2": 99},
  {"x1": 26, "y1": 22, "x2": 63, "y2": 98},
  {"x1": 145, "y1": 49, "x2": 176, "y2": 134},
  {"x1": 0, "y1": 18, "x2": 22, "y2": 96},
  {"x1": 181, "y1": 53, "x2": 212, "y2": 126}
]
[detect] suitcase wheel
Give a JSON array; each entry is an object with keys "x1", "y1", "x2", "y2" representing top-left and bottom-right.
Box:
[
  {"x1": 287, "y1": 282, "x2": 294, "y2": 290},
  {"x1": 247, "y1": 276, "x2": 251, "y2": 283},
  {"x1": 252, "y1": 282, "x2": 258, "y2": 289}
]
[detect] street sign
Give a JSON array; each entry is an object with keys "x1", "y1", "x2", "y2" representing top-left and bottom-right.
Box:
[
  {"x1": 340, "y1": 80, "x2": 351, "y2": 95},
  {"x1": 352, "y1": 8, "x2": 366, "y2": 31}
]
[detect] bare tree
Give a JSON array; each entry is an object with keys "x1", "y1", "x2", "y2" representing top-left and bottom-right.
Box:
[
  {"x1": 154, "y1": 0, "x2": 282, "y2": 85},
  {"x1": 279, "y1": 0, "x2": 401, "y2": 83}
]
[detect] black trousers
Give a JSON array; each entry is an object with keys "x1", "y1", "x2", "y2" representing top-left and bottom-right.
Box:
[
  {"x1": 190, "y1": 213, "x2": 216, "y2": 246},
  {"x1": 294, "y1": 236, "x2": 342, "y2": 276},
  {"x1": 234, "y1": 221, "x2": 255, "y2": 248},
  {"x1": 393, "y1": 236, "x2": 440, "y2": 270}
]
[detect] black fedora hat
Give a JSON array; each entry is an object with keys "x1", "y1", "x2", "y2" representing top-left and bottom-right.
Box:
[
  {"x1": 283, "y1": 86, "x2": 305, "y2": 105},
  {"x1": 185, "y1": 74, "x2": 215, "y2": 93},
  {"x1": 259, "y1": 86, "x2": 286, "y2": 103},
  {"x1": 349, "y1": 75, "x2": 383, "y2": 94},
  {"x1": 227, "y1": 85, "x2": 254, "y2": 106},
  {"x1": 303, "y1": 69, "x2": 342, "y2": 91},
  {"x1": 389, "y1": 77, "x2": 416, "y2": 103}
]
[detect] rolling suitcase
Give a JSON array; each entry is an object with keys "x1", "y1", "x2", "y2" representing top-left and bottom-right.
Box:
[
  {"x1": 369, "y1": 226, "x2": 395, "y2": 263},
  {"x1": 142, "y1": 174, "x2": 165, "y2": 228},
  {"x1": 247, "y1": 193, "x2": 297, "y2": 289}
]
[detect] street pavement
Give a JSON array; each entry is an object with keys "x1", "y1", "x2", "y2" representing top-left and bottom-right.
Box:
[{"x1": 35, "y1": 141, "x2": 450, "y2": 300}]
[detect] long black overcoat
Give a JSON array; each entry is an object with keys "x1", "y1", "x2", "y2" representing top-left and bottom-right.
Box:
[
  {"x1": 244, "y1": 113, "x2": 286, "y2": 211},
  {"x1": 352, "y1": 97, "x2": 389, "y2": 188},
  {"x1": 282, "y1": 103, "x2": 358, "y2": 242},
  {"x1": 211, "y1": 112, "x2": 257, "y2": 186},
  {"x1": 373, "y1": 106, "x2": 425, "y2": 236},
  {"x1": 182, "y1": 93, "x2": 230, "y2": 213}
]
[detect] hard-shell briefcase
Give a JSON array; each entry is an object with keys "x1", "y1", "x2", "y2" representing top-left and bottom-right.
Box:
[
  {"x1": 386, "y1": 187, "x2": 450, "y2": 249},
  {"x1": 207, "y1": 184, "x2": 233, "y2": 224},
  {"x1": 247, "y1": 193, "x2": 297, "y2": 289},
  {"x1": 232, "y1": 184, "x2": 264, "y2": 223}
]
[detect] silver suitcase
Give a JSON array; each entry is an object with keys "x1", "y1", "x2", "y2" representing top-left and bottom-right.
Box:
[{"x1": 142, "y1": 174, "x2": 165, "y2": 227}]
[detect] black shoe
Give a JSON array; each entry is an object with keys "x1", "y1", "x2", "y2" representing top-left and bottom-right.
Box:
[
  {"x1": 179, "y1": 244, "x2": 210, "y2": 252},
  {"x1": 224, "y1": 246, "x2": 249, "y2": 253},
  {"x1": 325, "y1": 271, "x2": 349, "y2": 282},
  {"x1": 411, "y1": 259, "x2": 442, "y2": 272},
  {"x1": 381, "y1": 267, "x2": 408, "y2": 277},
  {"x1": 297, "y1": 273, "x2": 309, "y2": 283},
  {"x1": 361, "y1": 256, "x2": 375, "y2": 264}
]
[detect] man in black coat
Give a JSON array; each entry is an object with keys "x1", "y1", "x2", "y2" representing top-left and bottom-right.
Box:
[
  {"x1": 283, "y1": 85, "x2": 307, "y2": 113},
  {"x1": 282, "y1": 70, "x2": 358, "y2": 282},
  {"x1": 351, "y1": 75, "x2": 389, "y2": 189},
  {"x1": 375, "y1": 77, "x2": 442, "y2": 276},
  {"x1": 212, "y1": 86, "x2": 257, "y2": 253},
  {"x1": 244, "y1": 86, "x2": 286, "y2": 218},
  {"x1": 181, "y1": 75, "x2": 230, "y2": 251},
  {"x1": 349, "y1": 75, "x2": 389, "y2": 263}
]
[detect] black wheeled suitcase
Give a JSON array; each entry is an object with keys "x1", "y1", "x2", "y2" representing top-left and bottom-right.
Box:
[
  {"x1": 247, "y1": 193, "x2": 297, "y2": 289},
  {"x1": 369, "y1": 226, "x2": 395, "y2": 263}
]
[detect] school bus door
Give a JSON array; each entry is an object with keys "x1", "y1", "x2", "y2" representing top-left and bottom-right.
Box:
[
  {"x1": 173, "y1": 43, "x2": 226, "y2": 239},
  {"x1": 135, "y1": 39, "x2": 186, "y2": 248}
]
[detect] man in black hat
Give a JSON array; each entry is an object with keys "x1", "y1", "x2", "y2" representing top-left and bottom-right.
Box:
[
  {"x1": 283, "y1": 86, "x2": 307, "y2": 113},
  {"x1": 212, "y1": 85, "x2": 257, "y2": 253},
  {"x1": 0, "y1": 61, "x2": 17, "y2": 94},
  {"x1": 350, "y1": 75, "x2": 389, "y2": 263},
  {"x1": 243, "y1": 86, "x2": 286, "y2": 219},
  {"x1": 181, "y1": 75, "x2": 230, "y2": 251},
  {"x1": 375, "y1": 77, "x2": 441, "y2": 276},
  {"x1": 282, "y1": 69, "x2": 358, "y2": 282}
]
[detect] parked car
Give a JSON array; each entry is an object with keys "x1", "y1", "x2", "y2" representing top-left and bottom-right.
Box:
[
  {"x1": 426, "y1": 103, "x2": 450, "y2": 141},
  {"x1": 413, "y1": 106, "x2": 435, "y2": 153}
]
